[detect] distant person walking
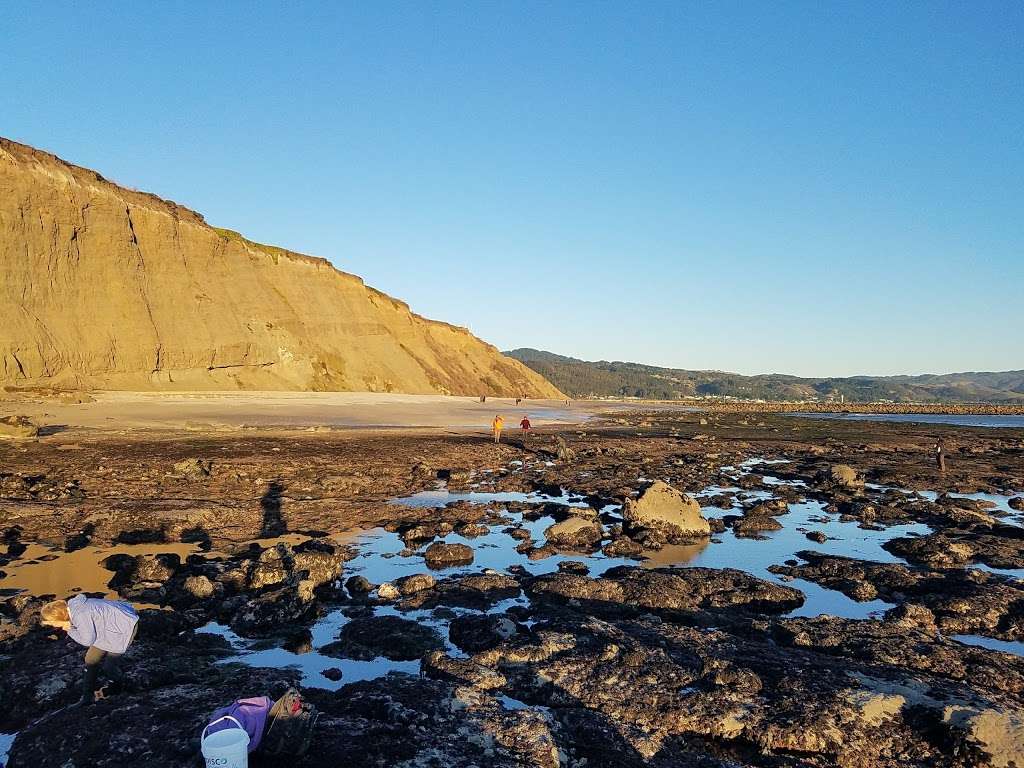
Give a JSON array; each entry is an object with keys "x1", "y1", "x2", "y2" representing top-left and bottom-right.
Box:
[
  {"x1": 491, "y1": 415, "x2": 504, "y2": 444},
  {"x1": 520, "y1": 416, "x2": 532, "y2": 440},
  {"x1": 40, "y1": 596, "x2": 139, "y2": 704},
  {"x1": 935, "y1": 438, "x2": 947, "y2": 473}
]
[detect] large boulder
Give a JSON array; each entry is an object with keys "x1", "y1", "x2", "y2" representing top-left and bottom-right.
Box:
[
  {"x1": 621, "y1": 481, "x2": 710, "y2": 541},
  {"x1": 826, "y1": 464, "x2": 864, "y2": 490}
]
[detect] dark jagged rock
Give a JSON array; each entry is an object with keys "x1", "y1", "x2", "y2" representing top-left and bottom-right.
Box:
[
  {"x1": 229, "y1": 578, "x2": 318, "y2": 636},
  {"x1": 320, "y1": 615, "x2": 444, "y2": 661},
  {"x1": 448, "y1": 613, "x2": 520, "y2": 653},
  {"x1": 421, "y1": 650, "x2": 508, "y2": 689},
  {"x1": 345, "y1": 575, "x2": 374, "y2": 597},
  {"x1": 731, "y1": 513, "x2": 783, "y2": 535},
  {"x1": 309, "y1": 674, "x2": 562, "y2": 767},
  {"x1": 602, "y1": 536, "x2": 644, "y2": 558},
  {"x1": 102, "y1": 553, "x2": 181, "y2": 601}
]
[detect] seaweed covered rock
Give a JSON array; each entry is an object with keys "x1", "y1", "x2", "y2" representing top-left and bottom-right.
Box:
[{"x1": 320, "y1": 615, "x2": 444, "y2": 661}]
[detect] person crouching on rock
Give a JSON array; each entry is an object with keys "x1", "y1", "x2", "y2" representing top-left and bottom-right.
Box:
[{"x1": 40, "y1": 595, "x2": 139, "y2": 705}]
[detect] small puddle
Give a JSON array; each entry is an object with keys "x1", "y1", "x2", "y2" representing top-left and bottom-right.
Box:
[
  {"x1": 674, "y1": 493, "x2": 932, "y2": 619},
  {"x1": 1, "y1": 543, "x2": 202, "y2": 599},
  {"x1": 197, "y1": 614, "x2": 422, "y2": 691},
  {"x1": 0, "y1": 731, "x2": 16, "y2": 766},
  {"x1": 0, "y1": 534, "x2": 311, "y2": 600},
  {"x1": 950, "y1": 635, "x2": 1024, "y2": 656}
]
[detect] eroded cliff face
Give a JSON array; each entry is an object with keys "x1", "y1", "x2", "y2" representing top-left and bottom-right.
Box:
[{"x1": 0, "y1": 138, "x2": 562, "y2": 397}]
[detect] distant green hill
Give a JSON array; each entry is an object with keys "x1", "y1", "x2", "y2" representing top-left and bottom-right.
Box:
[{"x1": 505, "y1": 348, "x2": 1024, "y2": 404}]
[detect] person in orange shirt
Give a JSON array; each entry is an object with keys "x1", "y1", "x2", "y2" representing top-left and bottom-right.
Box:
[{"x1": 491, "y1": 415, "x2": 504, "y2": 444}]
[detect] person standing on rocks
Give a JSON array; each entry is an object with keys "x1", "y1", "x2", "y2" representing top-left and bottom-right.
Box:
[
  {"x1": 40, "y1": 595, "x2": 139, "y2": 704},
  {"x1": 935, "y1": 438, "x2": 947, "y2": 473},
  {"x1": 520, "y1": 415, "x2": 532, "y2": 440},
  {"x1": 491, "y1": 415, "x2": 504, "y2": 444}
]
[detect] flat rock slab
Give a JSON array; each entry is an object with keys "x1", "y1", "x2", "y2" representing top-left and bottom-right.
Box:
[{"x1": 528, "y1": 565, "x2": 805, "y2": 617}]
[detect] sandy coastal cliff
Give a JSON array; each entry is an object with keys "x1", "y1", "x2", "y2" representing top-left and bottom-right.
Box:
[{"x1": 0, "y1": 138, "x2": 562, "y2": 397}]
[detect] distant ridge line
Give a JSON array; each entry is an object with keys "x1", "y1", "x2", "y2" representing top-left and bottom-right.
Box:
[{"x1": 505, "y1": 348, "x2": 1024, "y2": 404}]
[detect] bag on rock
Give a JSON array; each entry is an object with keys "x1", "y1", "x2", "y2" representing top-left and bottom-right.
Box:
[{"x1": 261, "y1": 687, "x2": 318, "y2": 756}]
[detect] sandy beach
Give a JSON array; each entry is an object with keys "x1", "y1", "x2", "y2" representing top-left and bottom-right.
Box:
[{"x1": 0, "y1": 391, "x2": 638, "y2": 436}]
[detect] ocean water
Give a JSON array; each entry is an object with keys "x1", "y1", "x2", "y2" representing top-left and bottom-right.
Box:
[{"x1": 788, "y1": 412, "x2": 1024, "y2": 429}]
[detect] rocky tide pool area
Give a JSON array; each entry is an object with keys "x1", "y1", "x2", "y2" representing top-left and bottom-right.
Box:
[{"x1": 1, "y1": 410, "x2": 1024, "y2": 766}]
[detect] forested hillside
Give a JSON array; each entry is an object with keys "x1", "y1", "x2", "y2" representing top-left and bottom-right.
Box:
[{"x1": 506, "y1": 349, "x2": 1024, "y2": 403}]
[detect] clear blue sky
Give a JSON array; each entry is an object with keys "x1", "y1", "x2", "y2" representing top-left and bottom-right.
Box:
[{"x1": 3, "y1": 2, "x2": 1021, "y2": 377}]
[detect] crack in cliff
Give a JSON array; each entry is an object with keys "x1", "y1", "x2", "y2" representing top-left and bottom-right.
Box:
[
  {"x1": 206, "y1": 362, "x2": 276, "y2": 371},
  {"x1": 124, "y1": 205, "x2": 164, "y2": 373},
  {"x1": 8, "y1": 351, "x2": 27, "y2": 378}
]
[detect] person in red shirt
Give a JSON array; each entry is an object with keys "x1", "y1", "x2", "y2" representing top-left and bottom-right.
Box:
[{"x1": 520, "y1": 416, "x2": 532, "y2": 440}]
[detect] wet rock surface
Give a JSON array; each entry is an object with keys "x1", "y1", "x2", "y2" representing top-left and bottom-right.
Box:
[
  {"x1": 424, "y1": 541, "x2": 475, "y2": 568},
  {"x1": 770, "y1": 551, "x2": 1024, "y2": 640},
  {"x1": 884, "y1": 528, "x2": 1024, "y2": 570},
  {"x1": 1, "y1": 409, "x2": 1023, "y2": 765}
]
